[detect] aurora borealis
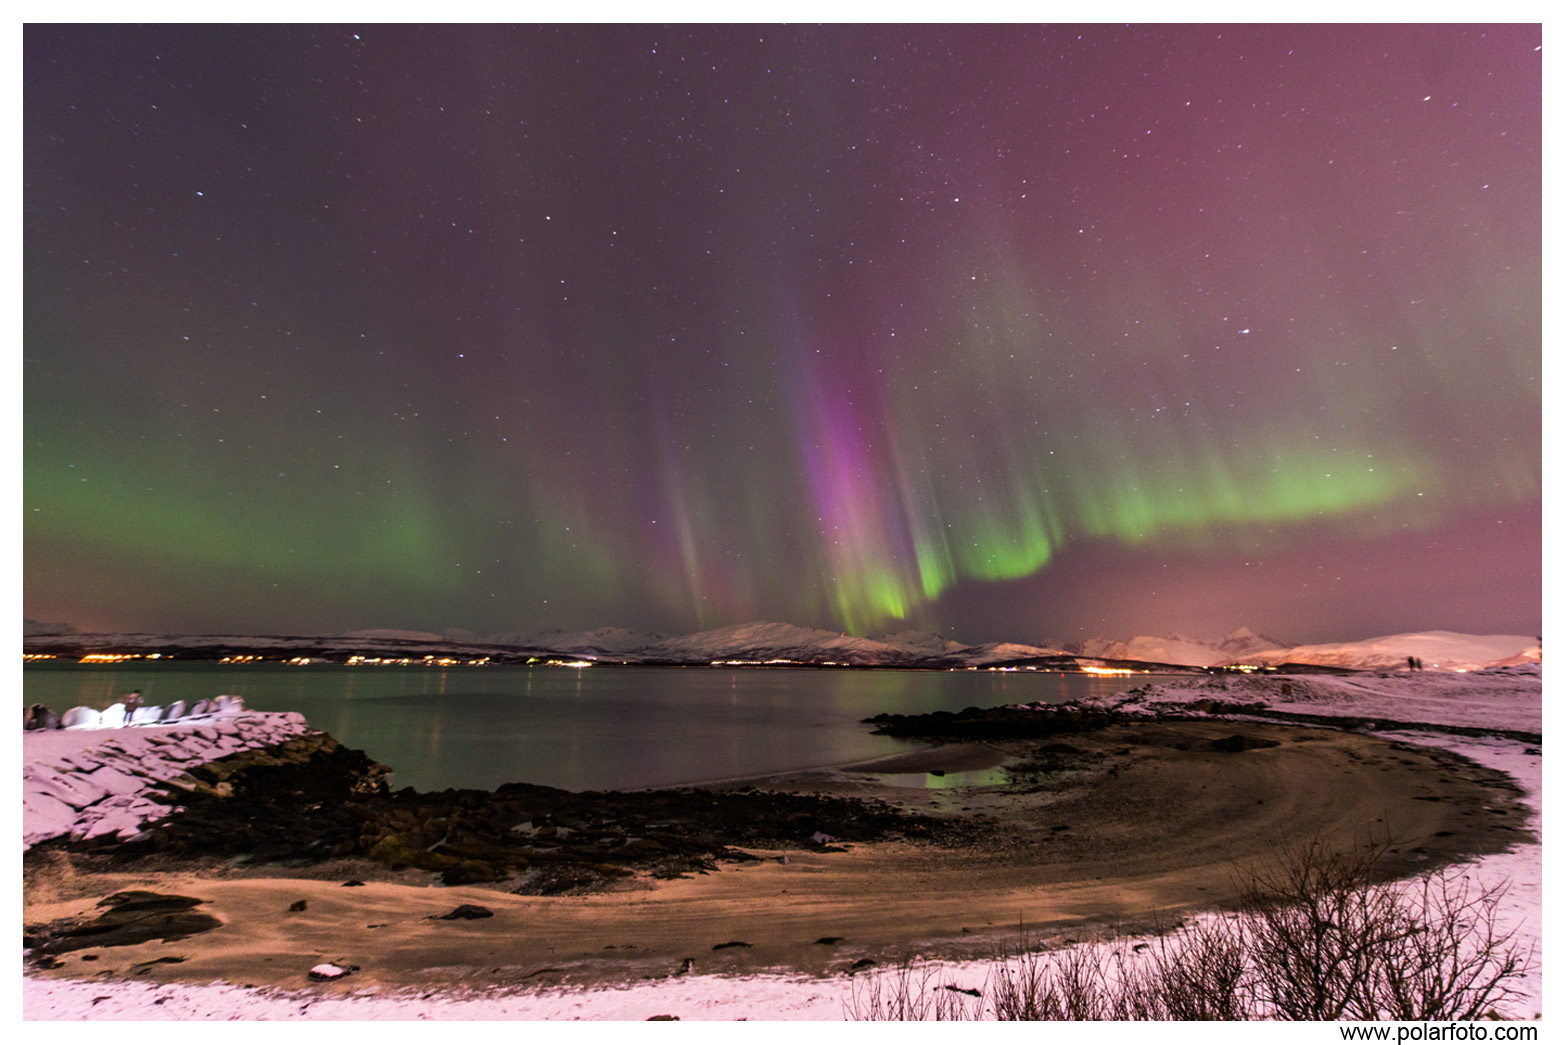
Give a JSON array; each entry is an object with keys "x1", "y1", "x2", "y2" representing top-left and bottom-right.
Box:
[{"x1": 24, "y1": 24, "x2": 1541, "y2": 644}]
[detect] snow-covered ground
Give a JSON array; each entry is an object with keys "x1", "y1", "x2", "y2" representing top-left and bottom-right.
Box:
[
  {"x1": 21, "y1": 662, "x2": 1544, "y2": 1020},
  {"x1": 23, "y1": 704, "x2": 313, "y2": 850}
]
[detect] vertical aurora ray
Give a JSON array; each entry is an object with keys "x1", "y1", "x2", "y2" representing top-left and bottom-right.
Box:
[{"x1": 787, "y1": 334, "x2": 923, "y2": 632}]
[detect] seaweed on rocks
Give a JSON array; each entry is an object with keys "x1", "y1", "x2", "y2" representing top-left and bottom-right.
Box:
[
  {"x1": 43, "y1": 736, "x2": 969, "y2": 895},
  {"x1": 864, "y1": 704, "x2": 1129, "y2": 740}
]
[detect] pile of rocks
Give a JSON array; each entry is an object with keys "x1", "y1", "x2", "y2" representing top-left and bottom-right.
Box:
[{"x1": 25, "y1": 694, "x2": 248, "y2": 731}]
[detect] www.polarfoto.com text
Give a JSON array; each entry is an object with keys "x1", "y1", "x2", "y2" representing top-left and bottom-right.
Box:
[{"x1": 1340, "y1": 1025, "x2": 1537, "y2": 1041}]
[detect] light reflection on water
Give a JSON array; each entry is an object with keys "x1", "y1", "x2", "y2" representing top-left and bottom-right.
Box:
[
  {"x1": 876, "y1": 768, "x2": 1014, "y2": 790},
  {"x1": 23, "y1": 664, "x2": 1146, "y2": 793}
]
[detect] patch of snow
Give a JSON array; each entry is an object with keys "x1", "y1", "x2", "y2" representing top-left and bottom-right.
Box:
[
  {"x1": 1095, "y1": 663, "x2": 1542, "y2": 735},
  {"x1": 21, "y1": 968, "x2": 856, "y2": 1020},
  {"x1": 22, "y1": 710, "x2": 314, "y2": 849}
]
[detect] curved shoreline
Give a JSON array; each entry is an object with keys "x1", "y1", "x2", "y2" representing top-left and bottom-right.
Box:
[{"x1": 23, "y1": 715, "x2": 1532, "y2": 997}]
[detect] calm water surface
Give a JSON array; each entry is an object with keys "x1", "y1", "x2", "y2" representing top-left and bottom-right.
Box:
[{"x1": 23, "y1": 664, "x2": 1146, "y2": 792}]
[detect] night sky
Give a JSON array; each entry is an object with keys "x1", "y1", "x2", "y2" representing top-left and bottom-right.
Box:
[{"x1": 24, "y1": 24, "x2": 1542, "y2": 645}]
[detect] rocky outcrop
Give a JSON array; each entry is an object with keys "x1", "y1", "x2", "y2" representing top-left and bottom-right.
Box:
[
  {"x1": 865, "y1": 703, "x2": 1128, "y2": 740},
  {"x1": 24, "y1": 891, "x2": 221, "y2": 958},
  {"x1": 23, "y1": 712, "x2": 325, "y2": 848},
  {"x1": 44, "y1": 742, "x2": 969, "y2": 894}
]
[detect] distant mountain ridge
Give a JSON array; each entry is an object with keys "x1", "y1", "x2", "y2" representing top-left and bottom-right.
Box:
[
  {"x1": 22, "y1": 618, "x2": 1540, "y2": 673},
  {"x1": 1062, "y1": 626, "x2": 1292, "y2": 667}
]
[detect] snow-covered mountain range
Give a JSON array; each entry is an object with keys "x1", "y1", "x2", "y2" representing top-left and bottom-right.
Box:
[
  {"x1": 1060, "y1": 626, "x2": 1291, "y2": 667},
  {"x1": 22, "y1": 619, "x2": 1541, "y2": 673}
]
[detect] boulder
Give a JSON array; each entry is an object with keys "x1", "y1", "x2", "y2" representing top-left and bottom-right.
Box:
[
  {"x1": 24, "y1": 704, "x2": 61, "y2": 731},
  {"x1": 436, "y1": 904, "x2": 494, "y2": 920},
  {"x1": 308, "y1": 962, "x2": 355, "y2": 981},
  {"x1": 60, "y1": 707, "x2": 101, "y2": 730}
]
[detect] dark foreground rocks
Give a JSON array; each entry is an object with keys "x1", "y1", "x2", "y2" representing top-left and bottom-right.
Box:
[
  {"x1": 865, "y1": 703, "x2": 1129, "y2": 740},
  {"x1": 34, "y1": 732, "x2": 969, "y2": 896},
  {"x1": 25, "y1": 891, "x2": 221, "y2": 958}
]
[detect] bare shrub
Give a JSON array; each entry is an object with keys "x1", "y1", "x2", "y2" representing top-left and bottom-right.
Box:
[
  {"x1": 843, "y1": 961, "x2": 980, "y2": 1021},
  {"x1": 1376, "y1": 870, "x2": 1533, "y2": 1019},
  {"x1": 1125, "y1": 916, "x2": 1252, "y2": 1020},
  {"x1": 850, "y1": 840, "x2": 1532, "y2": 1021},
  {"x1": 1236, "y1": 839, "x2": 1404, "y2": 1019},
  {"x1": 986, "y1": 941, "x2": 1117, "y2": 1020},
  {"x1": 1237, "y1": 840, "x2": 1532, "y2": 1020}
]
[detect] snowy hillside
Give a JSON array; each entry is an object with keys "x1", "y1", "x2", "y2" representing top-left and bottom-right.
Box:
[
  {"x1": 876, "y1": 630, "x2": 970, "y2": 658},
  {"x1": 1245, "y1": 631, "x2": 1539, "y2": 673},
  {"x1": 635, "y1": 621, "x2": 917, "y2": 665},
  {"x1": 1067, "y1": 627, "x2": 1293, "y2": 667},
  {"x1": 339, "y1": 628, "x2": 447, "y2": 643},
  {"x1": 489, "y1": 627, "x2": 666, "y2": 656}
]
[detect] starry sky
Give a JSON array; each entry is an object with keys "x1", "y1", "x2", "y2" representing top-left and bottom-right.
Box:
[{"x1": 24, "y1": 24, "x2": 1542, "y2": 645}]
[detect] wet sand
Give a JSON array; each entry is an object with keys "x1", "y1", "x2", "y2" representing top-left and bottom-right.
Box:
[{"x1": 22, "y1": 719, "x2": 1531, "y2": 995}]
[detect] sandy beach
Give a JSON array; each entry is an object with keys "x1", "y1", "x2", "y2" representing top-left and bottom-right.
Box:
[{"x1": 22, "y1": 716, "x2": 1531, "y2": 1001}]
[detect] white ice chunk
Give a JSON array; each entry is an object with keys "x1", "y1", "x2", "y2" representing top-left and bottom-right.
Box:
[{"x1": 60, "y1": 706, "x2": 101, "y2": 730}]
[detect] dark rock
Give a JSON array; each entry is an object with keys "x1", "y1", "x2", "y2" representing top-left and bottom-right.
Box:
[
  {"x1": 867, "y1": 705, "x2": 1124, "y2": 740},
  {"x1": 815, "y1": 936, "x2": 843, "y2": 945},
  {"x1": 341, "y1": 880, "x2": 365, "y2": 887},
  {"x1": 1209, "y1": 734, "x2": 1281, "y2": 753},
  {"x1": 288, "y1": 899, "x2": 307, "y2": 912},
  {"x1": 712, "y1": 940, "x2": 750, "y2": 950},
  {"x1": 436, "y1": 904, "x2": 494, "y2": 920},
  {"x1": 24, "y1": 704, "x2": 61, "y2": 731},
  {"x1": 25, "y1": 892, "x2": 220, "y2": 956},
  {"x1": 647, "y1": 1014, "x2": 680, "y2": 1021},
  {"x1": 98, "y1": 891, "x2": 205, "y2": 912}
]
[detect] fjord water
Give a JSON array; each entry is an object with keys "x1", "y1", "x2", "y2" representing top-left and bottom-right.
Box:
[{"x1": 23, "y1": 664, "x2": 1146, "y2": 792}]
